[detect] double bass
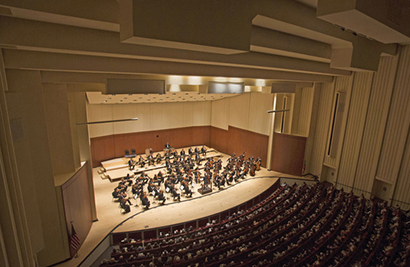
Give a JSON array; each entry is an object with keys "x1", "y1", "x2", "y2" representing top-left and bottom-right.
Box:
[{"x1": 250, "y1": 164, "x2": 256, "y2": 177}]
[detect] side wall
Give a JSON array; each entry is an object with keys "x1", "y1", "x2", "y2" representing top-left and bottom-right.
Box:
[{"x1": 307, "y1": 45, "x2": 410, "y2": 209}]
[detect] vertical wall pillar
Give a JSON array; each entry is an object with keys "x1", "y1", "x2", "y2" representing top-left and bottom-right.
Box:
[{"x1": 266, "y1": 94, "x2": 277, "y2": 170}]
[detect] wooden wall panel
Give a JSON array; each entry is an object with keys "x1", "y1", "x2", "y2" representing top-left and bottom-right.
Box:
[
  {"x1": 226, "y1": 126, "x2": 269, "y2": 167},
  {"x1": 61, "y1": 162, "x2": 93, "y2": 258},
  {"x1": 192, "y1": 126, "x2": 210, "y2": 146},
  {"x1": 210, "y1": 126, "x2": 229, "y2": 154},
  {"x1": 271, "y1": 133, "x2": 306, "y2": 176},
  {"x1": 91, "y1": 126, "x2": 212, "y2": 167}
]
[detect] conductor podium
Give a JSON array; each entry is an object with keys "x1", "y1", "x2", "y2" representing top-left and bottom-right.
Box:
[{"x1": 198, "y1": 183, "x2": 212, "y2": 195}]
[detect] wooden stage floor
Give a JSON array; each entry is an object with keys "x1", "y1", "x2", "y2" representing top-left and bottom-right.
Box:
[{"x1": 57, "y1": 148, "x2": 304, "y2": 267}]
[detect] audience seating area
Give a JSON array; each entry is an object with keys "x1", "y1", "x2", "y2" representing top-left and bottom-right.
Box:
[{"x1": 100, "y1": 182, "x2": 410, "y2": 267}]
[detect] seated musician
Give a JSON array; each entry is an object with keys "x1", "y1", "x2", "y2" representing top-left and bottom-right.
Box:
[
  {"x1": 227, "y1": 172, "x2": 234, "y2": 185},
  {"x1": 188, "y1": 147, "x2": 193, "y2": 155},
  {"x1": 181, "y1": 180, "x2": 193, "y2": 197},
  {"x1": 155, "y1": 153, "x2": 162, "y2": 164},
  {"x1": 195, "y1": 146, "x2": 200, "y2": 154},
  {"x1": 131, "y1": 183, "x2": 142, "y2": 197},
  {"x1": 157, "y1": 171, "x2": 164, "y2": 183},
  {"x1": 138, "y1": 156, "x2": 145, "y2": 168},
  {"x1": 147, "y1": 179, "x2": 155, "y2": 195},
  {"x1": 153, "y1": 174, "x2": 162, "y2": 187},
  {"x1": 125, "y1": 173, "x2": 133, "y2": 186},
  {"x1": 180, "y1": 149, "x2": 185, "y2": 156},
  {"x1": 112, "y1": 187, "x2": 122, "y2": 199},
  {"x1": 256, "y1": 157, "x2": 262, "y2": 171},
  {"x1": 119, "y1": 191, "x2": 131, "y2": 206},
  {"x1": 147, "y1": 154, "x2": 154, "y2": 166},
  {"x1": 128, "y1": 159, "x2": 135, "y2": 170},
  {"x1": 157, "y1": 189, "x2": 166, "y2": 205},
  {"x1": 115, "y1": 182, "x2": 127, "y2": 192},
  {"x1": 140, "y1": 191, "x2": 150, "y2": 209},
  {"x1": 164, "y1": 178, "x2": 173, "y2": 192},
  {"x1": 170, "y1": 185, "x2": 181, "y2": 201},
  {"x1": 201, "y1": 146, "x2": 207, "y2": 156},
  {"x1": 165, "y1": 143, "x2": 171, "y2": 149},
  {"x1": 214, "y1": 174, "x2": 225, "y2": 190},
  {"x1": 120, "y1": 199, "x2": 131, "y2": 213},
  {"x1": 195, "y1": 153, "x2": 201, "y2": 165}
]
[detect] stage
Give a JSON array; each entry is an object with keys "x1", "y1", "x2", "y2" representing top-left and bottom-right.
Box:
[{"x1": 56, "y1": 147, "x2": 306, "y2": 267}]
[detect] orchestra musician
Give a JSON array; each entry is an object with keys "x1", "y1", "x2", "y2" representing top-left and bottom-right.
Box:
[
  {"x1": 256, "y1": 157, "x2": 262, "y2": 171},
  {"x1": 140, "y1": 191, "x2": 150, "y2": 209},
  {"x1": 181, "y1": 180, "x2": 193, "y2": 197},
  {"x1": 155, "y1": 153, "x2": 162, "y2": 164},
  {"x1": 201, "y1": 146, "x2": 207, "y2": 156},
  {"x1": 128, "y1": 159, "x2": 135, "y2": 170},
  {"x1": 147, "y1": 153, "x2": 154, "y2": 166},
  {"x1": 250, "y1": 164, "x2": 256, "y2": 176},
  {"x1": 157, "y1": 189, "x2": 166, "y2": 205},
  {"x1": 169, "y1": 185, "x2": 181, "y2": 201},
  {"x1": 138, "y1": 156, "x2": 145, "y2": 168}
]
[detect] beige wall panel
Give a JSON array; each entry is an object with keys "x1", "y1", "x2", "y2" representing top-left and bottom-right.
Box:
[
  {"x1": 292, "y1": 87, "x2": 314, "y2": 136},
  {"x1": 274, "y1": 94, "x2": 284, "y2": 133},
  {"x1": 354, "y1": 55, "x2": 398, "y2": 196},
  {"x1": 309, "y1": 82, "x2": 334, "y2": 177},
  {"x1": 43, "y1": 83, "x2": 76, "y2": 175},
  {"x1": 377, "y1": 46, "x2": 410, "y2": 184},
  {"x1": 163, "y1": 102, "x2": 185, "y2": 129},
  {"x1": 304, "y1": 84, "x2": 321, "y2": 174},
  {"x1": 87, "y1": 104, "x2": 114, "y2": 138},
  {"x1": 87, "y1": 104, "x2": 113, "y2": 122},
  {"x1": 183, "y1": 102, "x2": 194, "y2": 127},
  {"x1": 337, "y1": 72, "x2": 373, "y2": 190},
  {"x1": 228, "y1": 94, "x2": 250, "y2": 130},
  {"x1": 150, "y1": 103, "x2": 163, "y2": 130},
  {"x1": 192, "y1": 101, "x2": 211, "y2": 126},
  {"x1": 112, "y1": 104, "x2": 138, "y2": 134},
  {"x1": 248, "y1": 92, "x2": 274, "y2": 135},
  {"x1": 66, "y1": 91, "x2": 80, "y2": 169},
  {"x1": 298, "y1": 87, "x2": 314, "y2": 136},
  {"x1": 393, "y1": 132, "x2": 410, "y2": 210},
  {"x1": 291, "y1": 88, "x2": 302, "y2": 135},
  {"x1": 6, "y1": 70, "x2": 69, "y2": 266},
  {"x1": 135, "y1": 103, "x2": 152, "y2": 132},
  {"x1": 211, "y1": 98, "x2": 229, "y2": 130},
  {"x1": 323, "y1": 75, "x2": 354, "y2": 168},
  {"x1": 112, "y1": 104, "x2": 138, "y2": 120}
]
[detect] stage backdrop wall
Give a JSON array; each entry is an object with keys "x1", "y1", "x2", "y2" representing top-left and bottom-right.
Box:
[
  {"x1": 210, "y1": 126, "x2": 269, "y2": 167},
  {"x1": 90, "y1": 126, "x2": 211, "y2": 167},
  {"x1": 271, "y1": 133, "x2": 306, "y2": 176}
]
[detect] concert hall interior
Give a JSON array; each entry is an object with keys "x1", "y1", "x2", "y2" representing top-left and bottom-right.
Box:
[{"x1": 1, "y1": 0, "x2": 410, "y2": 266}]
